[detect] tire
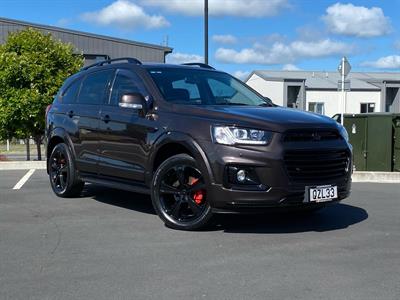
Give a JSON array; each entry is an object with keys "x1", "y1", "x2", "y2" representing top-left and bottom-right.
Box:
[
  {"x1": 151, "y1": 154, "x2": 214, "y2": 230},
  {"x1": 48, "y1": 143, "x2": 84, "y2": 198}
]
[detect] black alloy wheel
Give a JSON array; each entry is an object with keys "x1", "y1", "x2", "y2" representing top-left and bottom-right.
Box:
[
  {"x1": 49, "y1": 148, "x2": 68, "y2": 193},
  {"x1": 151, "y1": 154, "x2": 214, "y2": 230},
  {"x1": 48, "y1": 143, "x2": 84, "y2": 197}
]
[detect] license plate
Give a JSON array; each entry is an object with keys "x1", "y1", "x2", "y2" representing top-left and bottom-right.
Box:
[{"x1": 308, "y1": 185, "x2": 338, "y2": 202}]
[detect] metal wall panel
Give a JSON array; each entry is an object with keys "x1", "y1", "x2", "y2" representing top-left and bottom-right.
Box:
[{"x1": 0, "y1": 19, "x2": 170, "y2": 63}]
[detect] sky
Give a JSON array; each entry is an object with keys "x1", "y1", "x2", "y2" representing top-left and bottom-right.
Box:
[{"x1": 1, "y1": 0, "x2": 400, "y2": 79}]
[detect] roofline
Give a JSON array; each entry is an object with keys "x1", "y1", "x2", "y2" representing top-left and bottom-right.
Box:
[
  {"x1": 243, "y1": 71, "x2": 256, "y2": 82},
  {"x1": 253, "y1": 69, "x2": 400, "y2": 76},
  {"x1": 245, "y1": 71, "x2": 288, "y2": 83},
  {"x1": 252, "y1": 70, "x2": 303, "y2": 81},
  {"x1": 306, "y1": 88, "x2": 381, "y2": 92},
  {"x1": 251, "y1": 70, "x2": 399, "y2": 90},
  {"x1": 0, "y1": 17, "x2": 173, "y2": 53}
]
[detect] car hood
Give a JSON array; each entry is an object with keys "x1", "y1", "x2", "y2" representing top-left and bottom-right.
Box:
[{"x1": 173, "y1": 105, "x2": 339, "y2": 132}]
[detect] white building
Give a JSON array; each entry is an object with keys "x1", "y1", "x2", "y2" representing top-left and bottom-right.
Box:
[{"x1": 245, "y1": 70, "x2": 400, "y2": 117}]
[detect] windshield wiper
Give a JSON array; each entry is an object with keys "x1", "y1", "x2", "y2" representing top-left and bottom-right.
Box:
[
  {"x1": 214, "y1": 102, "x2": 250, "y2": 106},
  {"x1": 258, "y1": 102, "x2": 274, "y2": 107}
]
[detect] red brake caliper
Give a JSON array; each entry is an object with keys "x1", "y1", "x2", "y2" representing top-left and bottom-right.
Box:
[{"x1": 189, "y1": 177, "x2": 204, "y2": 205}]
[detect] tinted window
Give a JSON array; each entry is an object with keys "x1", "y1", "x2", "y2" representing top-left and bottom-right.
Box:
[
  {"x1": 60, "y1": 79, "x2": 81, "y2": 104},
  {"x1": 78, "y1": 70, "x2": 114, "y2": 105},
  {"x1": 172, "y1": 79, "x2": 200, "y2": 101},
  {"x1": 207, "y1": 78, "x2": 235, "y2": 98},
  {"x1": 147, "y1": 68, "x2": 271, "y2": 106},
  {"x1": 110, "y1": 69, "x2": 149, "y2": 105}
]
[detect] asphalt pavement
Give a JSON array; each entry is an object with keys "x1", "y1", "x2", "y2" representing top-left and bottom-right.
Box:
[{"x1": 0, "y1": 170, "x2": 399, "y2": 300}]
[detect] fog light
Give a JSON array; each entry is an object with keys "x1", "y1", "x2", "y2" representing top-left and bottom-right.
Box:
[{"x1": 236, "y1": 169, "x2": 247, "y2": 182}]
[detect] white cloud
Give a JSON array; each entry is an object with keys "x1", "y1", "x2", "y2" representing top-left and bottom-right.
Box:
[
  {"x1": 361, "y1": 55, "x2": 400, "y2": 69},
  {"x1": 322, "y1": 3, "x2": 391, "y2": 37},
  {"x1": 81, "y1": 0, "x2": 169, "y2": 30},
  {"x1": 212, "y1": 34, "x2": 237, "y2": 44},
  {"x1": 232, "y1": 70, "x2": 250, "y2": 80},
  {"x1": 290, "y1": 39, "x2": 350, "y2": 57},
  {"x1": 166, "y1": 52, "x2": 204, "y2": 64},
  {"x1": 215, "y1": 39, "x2": 352, "y2": 65},
  {"x1": 143, "y1": 0, "x2": 289, "y2": 17},
  {"x1": 282, "y1": 64, "x2": 300, "y2": 71}
]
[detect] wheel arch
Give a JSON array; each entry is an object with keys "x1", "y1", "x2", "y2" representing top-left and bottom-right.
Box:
[
  {"x1": 46, "y1": 128, "x2": 76, "y2": 173},
  {"x1": 146, "y1": 132, "x2": 214, "y2": 185}
]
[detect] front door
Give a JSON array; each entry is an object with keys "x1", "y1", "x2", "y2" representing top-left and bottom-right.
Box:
[{"x1": 98, "y1": 68, "x2": 156, "y2": 182}]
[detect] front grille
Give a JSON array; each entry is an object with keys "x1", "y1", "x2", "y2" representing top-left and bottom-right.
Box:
[
  {"x1": 283, "y1": 129, "x2": 341, "y2": 143},
  {"x1": 284, "y1": 150, "x2": 349, "y2": 183}
]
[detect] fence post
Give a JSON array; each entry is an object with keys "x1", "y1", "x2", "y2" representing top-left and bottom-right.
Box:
[{"x1": 26, "y1": 138, "x2": 30, "y2": 161}]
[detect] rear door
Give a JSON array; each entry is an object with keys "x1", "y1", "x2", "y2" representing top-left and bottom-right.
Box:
[
  {"x1": 73, "y1": 69, "x2": 114, "y2": 175},
  {"x1": 50, "y1": 77, "x2": 82, "y2": 142},
  {"x1": 98, "y1": 68, "x2": 155, "y2": 182}
]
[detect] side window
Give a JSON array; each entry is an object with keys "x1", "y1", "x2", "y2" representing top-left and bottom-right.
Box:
[
  {"x1": 360, "y1": 103, "x2": 375, "y2": 113},
  {"x1": 60, "y1": 79, "x2": 81, "y2": 104},
  {"x1": 308, "y1": 102, "x2": 325, "y2": 114},
  {"x1": 110, "y1": 69, "x2": 149, "y2": 105},
  {"x1": 78, "y1": 70, "x2": 114, "y2": 105}
]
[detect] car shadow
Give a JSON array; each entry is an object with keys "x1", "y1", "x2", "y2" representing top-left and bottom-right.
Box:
[
  {"x1": 81, "y1": 184, "x2": 156, "y2": 215},
  {"x1": 215, "y1": 203, "x2": 368, "y2": 234},
  {"x1": 80, "y1": 185, "x2": 367, "y2": 233}
]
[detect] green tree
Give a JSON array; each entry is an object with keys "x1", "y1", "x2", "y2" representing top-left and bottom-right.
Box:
[{"x1": 0, "y1": 28, "x2": 83, "y2": 160}]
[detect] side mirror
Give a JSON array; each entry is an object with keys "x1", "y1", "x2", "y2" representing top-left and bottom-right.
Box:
[{"x1": 119, "y1": 93, "x2": 147, "y2": 114}]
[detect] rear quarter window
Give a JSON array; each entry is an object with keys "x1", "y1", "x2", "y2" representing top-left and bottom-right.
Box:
[{"x1": 59, "y1": 79, "x2": 82, "y2": 104}]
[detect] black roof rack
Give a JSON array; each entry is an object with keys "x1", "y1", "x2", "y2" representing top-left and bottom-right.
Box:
[
  {"x1": 81, "y1": 57, "x2": 142, "y2": 71},
  {"x1": 181, "y1": 63, "x2": 215, "y2": 70}
]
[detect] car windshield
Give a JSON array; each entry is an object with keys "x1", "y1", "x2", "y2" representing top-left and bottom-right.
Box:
[{"x1": 145, "y1": 67, "x2": 272, "y2": 106}]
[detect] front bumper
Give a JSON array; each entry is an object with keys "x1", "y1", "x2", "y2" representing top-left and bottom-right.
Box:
[
  {"x1": 200, "y1": 139, "x2": 352, "y2": 213},
  {"x1": 208, "y1": 181, "x2": 351, "y2": 213}
]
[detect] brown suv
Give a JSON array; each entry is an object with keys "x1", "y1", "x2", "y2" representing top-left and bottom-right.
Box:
[{"x1": 46, "y1": 58, "x2": 352, "y2": 230}]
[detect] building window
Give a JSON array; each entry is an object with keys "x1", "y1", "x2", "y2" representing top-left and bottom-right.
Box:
[
  {"x1": 360, "y1": 103, "x2": 375, "y2": 113},
  {"x1": 308, "y1": 102, "x2": 325, "y2": 114}
]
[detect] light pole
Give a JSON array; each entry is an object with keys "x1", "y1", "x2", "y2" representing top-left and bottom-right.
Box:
[
  {"x1": 341, "y1": 57, "x2": 345, "y2": 125},
  {"x1": 337, "y1": 56, "x2": 351, "y2": 125},
  {"x1": 204, "y1": 0, "x2": 208, "y2": 64}
]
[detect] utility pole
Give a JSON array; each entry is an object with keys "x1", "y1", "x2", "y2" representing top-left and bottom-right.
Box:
[{"x1": 204, "y1": 0, "x2": 208, "y2": 64}]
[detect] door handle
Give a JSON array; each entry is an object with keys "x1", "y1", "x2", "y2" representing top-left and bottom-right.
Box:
[
  {"x1": 67, "y1": 110, "x2": 74, "y2": 118},
  {"x1": 101, "y1": 115, "x2": 111, "y2": 123}
]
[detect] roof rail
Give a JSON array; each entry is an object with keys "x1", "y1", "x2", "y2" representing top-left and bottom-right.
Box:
[
  {"x1": 81, "y1": 57, "x2": 142, "y2": 71},
  {"x1": 181, "y1": 63, "x2": 215, "y2": 70}
]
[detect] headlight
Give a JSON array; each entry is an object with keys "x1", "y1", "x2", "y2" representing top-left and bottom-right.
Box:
[
  {"x1": 338, "y1": 125, "x2": 349, "y2": 142},
  {"x1": 212, "y1": 126, "x2": 272, "y2": 145}
]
